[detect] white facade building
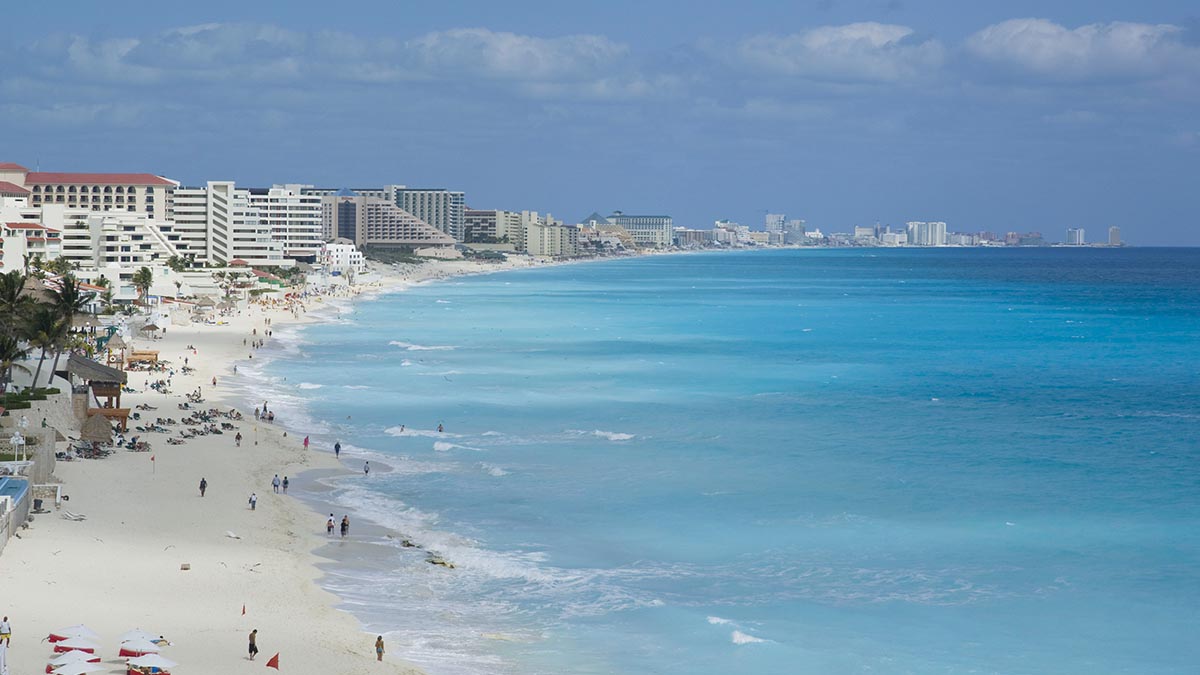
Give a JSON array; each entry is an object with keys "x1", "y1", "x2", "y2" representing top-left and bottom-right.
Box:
[
  {"x1": 607, "y1": 211, "x2": 673, "y2": 247},
  {"x1": 906, "y1": 221, "x2": 947, "y2": 246},
  {"x1": 1066, "y1": 227, "x2": 1086, "y2": 245},
  {"x1": 321, "y1": 241, "x2": 367, "y2": 275},
  {"x1": 248, "y1": 185, "x2": 323, "y2": 261},
  {"x1": 1108, "y1": 226, "x2": 1121, "y2": 246},
  {"x1": 171, "y1": 182, "x2": 289, "y2": 267}
]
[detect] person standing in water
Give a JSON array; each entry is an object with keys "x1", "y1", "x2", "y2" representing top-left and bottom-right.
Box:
[
  {"x1": 364, "y1": 461, "x2": 370, "y2": 476},
  {"x1": 334, "y1": 441, "x2": 341, "y2": 458}
]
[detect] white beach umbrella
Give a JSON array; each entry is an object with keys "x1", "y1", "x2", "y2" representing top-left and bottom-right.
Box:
[
  {"x1": 119, "y1": 638, "x2": 160, "y2": 654},
  {"x1": 48, "y1": 650, "x2": 99, "y2": 666},
  {"x1": 118, "y1": 629, "x2": 160, "y2": 644},
  {"x1": 54, "y1": 638, "x2": 100, "y2": 653},
  {"x1": 51, "y1": 663, "x2": 106, "y2": 675},
  {"x1": 128, "y1": 653, "x2": 179, "y2": 669},
  {"x1": 50, "y1": 625, "x2": 100, "y2": 640}
]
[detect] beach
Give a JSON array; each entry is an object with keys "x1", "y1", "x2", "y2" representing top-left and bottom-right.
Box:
[{"x1": 0, "y1": 255, "x2": 556, "y2": 675}]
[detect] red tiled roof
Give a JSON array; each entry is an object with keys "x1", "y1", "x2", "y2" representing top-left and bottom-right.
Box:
[
  {"x1": 25, "y1": 172, "x2": 177, "y2": 186},
  {"x1": 5, "y1": 222, "x2": 46, "y2": 229},
  {"x1": 0, "y1": 163, "x2": 29, "y2": 172},
  {"x1": 0, "y1": 180, "x2": 30, "y2": 195}
]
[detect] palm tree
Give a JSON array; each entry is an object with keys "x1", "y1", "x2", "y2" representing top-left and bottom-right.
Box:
[
  {"x1": 166, "y1": 255, "x2": 187, "y2": 273},
  {"x1": 174, "y1": 280, "x2": 183, "y2": 298},
  {"x1": 0, "y1": 334, "x2": 31, "y2": 394},
  {"x1": 47, "y1": 275, "x2": 96, "y2": 377},
  {"x1": 0, "y1": 270, "x2": 31, "y2": 339},
  {"x1": 132, "y1": 267, "x2": 154, "y2": 303},
  {"x1": 24, "y1": 305, "x2": 67, "y2": 391}
]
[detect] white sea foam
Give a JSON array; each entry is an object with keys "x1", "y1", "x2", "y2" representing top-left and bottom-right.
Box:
[
  {"x1": 593, "y1": 430, "x2": 634, "y2": 441},
  {"x1": 400, "y1": 359, "x2": 414, "y2": 367},
  {"x1": 481, "y1": 431, "x2": 502, "y2": 437},
  {"x1": 435, "y1": 300, "x2": 451, "y2": 304},
  {"x1": 389, "y1": 341, "x2": 455, "y2": 351},
  {"x1": 479, "y1": 463, "x2": 509, "y2": 477},
  {"x1": 343, "y1": 385, "x2": 369, "y2": 390},
  {"x1": 434, "y1": 441, "x2": 486, "y2": 453},
  {"x1": 385, "y1": 426, "x2": 462, "y2": 438},
  {"x1": 732, "y1": 630, "x2": 767, "y2": 645},
  {"x1": 707, "y1": 616, "x2": 732, "y2": 625},
  {"x1": 298, "y1": 382, "x2": 323, "y2": 390}
]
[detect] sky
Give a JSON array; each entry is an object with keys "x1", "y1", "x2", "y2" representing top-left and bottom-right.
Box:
[{"x1": 2, "y1": 0, "x2": 1197, "y2": 244}]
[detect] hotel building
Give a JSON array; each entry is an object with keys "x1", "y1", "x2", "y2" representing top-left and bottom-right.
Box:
[
  {"x1": 320, "y1": 193, "x2": 456, "y2": 251},
  {"x1": 606, "y1": 211, "x2": 673, "y2": 247},
  {"x1": 0, "y1": 163, "x2": 177, "y2": 220}
]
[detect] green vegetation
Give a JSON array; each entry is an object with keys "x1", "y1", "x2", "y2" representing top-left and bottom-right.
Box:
[
  {"x1": 362, "y1": 245, "x2": 429, "y2": 265},
  {"x1": 0, "y1": 269, "x2": 97, "y2": 395}
]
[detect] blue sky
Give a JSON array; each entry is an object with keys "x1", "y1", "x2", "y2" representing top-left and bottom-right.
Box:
[{"x1": 3, "y1": 1, "x2": 1197, "y2": 244}]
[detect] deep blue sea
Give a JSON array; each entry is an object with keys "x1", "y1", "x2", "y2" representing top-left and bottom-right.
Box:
[{"x1": 247, "y1": 248, "x2": 1200, "y2": 674}]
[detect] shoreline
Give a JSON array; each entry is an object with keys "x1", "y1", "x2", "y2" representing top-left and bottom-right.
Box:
[{"x1": 0, "y1": 253, "x2": 614, "y2": 675}]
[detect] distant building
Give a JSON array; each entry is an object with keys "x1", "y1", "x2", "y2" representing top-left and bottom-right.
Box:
[
  {"x1": 1108, "y1": 226, "x2": 1121, "y2": 246},
  {"x1": 906, "y1": 221, "x2": 947, "y2": 246},
  {"x1": 463, "y1": 209, "x2": 522, "y2": 245},
  {"x1": 320, "y1": 193, "x2": 455, "y2": 252},
  {"x1": 765, "y1": 213, "x2": 787, "y2": 233},
  {"x1": 387, "y1": 187, "x2": 465, "y2": 241},
  {"x1": 606, "y1": 211, "x2": 673, "y2": 247},
  {"x1": 853, "y1": 226, "x2": 877, "y2": 243},
  {"x1": 1066, "y1": 227, "x2": 1085, "y2": 245},
  {"x1": 880, "y1": 231, "x2": 907, "y2": 246},
  {"x1": 522, "y1": 213, "x2": 579, "y2": 257}
]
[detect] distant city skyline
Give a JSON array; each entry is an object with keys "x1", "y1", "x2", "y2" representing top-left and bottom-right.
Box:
[{"x1": 2, "y1": 0, "x2": 1198, "y2": 245}]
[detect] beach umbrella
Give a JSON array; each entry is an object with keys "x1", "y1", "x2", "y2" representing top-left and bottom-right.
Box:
[
  {"x1": 118, "y1": 638, "x2": 160, "y2": 657},
  {"x1": 52, "y1": 638, "x2": 99, "y2": 654},
  {"x1": 138, "y1": 324, "x2": 160, "y2": 334},
  {"x1": 127, "y1": 654, "x2": 179, "y2": 669},
  {"x1": 80, "y1": 415, "x2": 112, "y2": 444},
  {"x1": 48, "y1": 650, "x2": 101, "y2": 666},
  {"x1": 106, "y1": 334, "x2": 127, "y2": 350},
  {"x1": 48, "y1": 625, "x2": 100, "y2": 642},
  {"x1": 197, "y1": 297, "x2": 216, "y2": 307},
  {"x1": 51, "y1": 663, "x2": 106, "y2": 675},
  {"x1": 118, "y1": 629, "x2": 160, "y2": 644}
]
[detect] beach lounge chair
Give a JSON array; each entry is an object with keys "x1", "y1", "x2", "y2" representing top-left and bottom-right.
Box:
[{"x1": 61, "y1": 510, "x2": 87, "y2": 521}]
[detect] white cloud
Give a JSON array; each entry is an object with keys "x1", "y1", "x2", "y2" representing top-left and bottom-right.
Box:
[
  {"x1": 730, "y1": 22, "x2": 945, "y2": 82},
  {"x1": 965, "y1": 18, "x2": 1197, "y2": 82},
  {"x1": 406, "y1": 28, "x2": 628, "y2": 81}
]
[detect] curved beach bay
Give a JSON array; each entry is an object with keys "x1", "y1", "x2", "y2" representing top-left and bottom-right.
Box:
[{"x1": 256, "y1": 249, "x2": 1200, "y2": 674}]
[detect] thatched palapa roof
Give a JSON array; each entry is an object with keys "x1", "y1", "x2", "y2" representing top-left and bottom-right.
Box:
[{"x1": 67, "y1": 353, "x2": 128, "y2": 384}]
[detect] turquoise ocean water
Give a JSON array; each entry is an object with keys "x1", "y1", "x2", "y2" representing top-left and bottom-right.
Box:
[{"x1": 243, "y1": 248, "x2": 1199, "y2": 674}]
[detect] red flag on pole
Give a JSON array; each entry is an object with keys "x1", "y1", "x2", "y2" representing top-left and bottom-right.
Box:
[
  {"x1": 241, "y1": 604, "x2": 246, "y2": 616},
  {"x1": 265, "y1": 653, "x2": 280, "y2": 669}
]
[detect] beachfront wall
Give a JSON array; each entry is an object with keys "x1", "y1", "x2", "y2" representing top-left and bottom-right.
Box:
[{"x1": 0, "y1": 477, "x2": 31, "y2": 556}]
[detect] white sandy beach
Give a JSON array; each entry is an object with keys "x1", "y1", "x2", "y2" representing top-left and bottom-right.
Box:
[{"x1": 0, "y1": 255, "x2": 561, "y2": 675}]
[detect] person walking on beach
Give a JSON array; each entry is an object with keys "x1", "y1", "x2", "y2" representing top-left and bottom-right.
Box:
[
  {"x1": 375, "y1": 635, "x2": 385, "y2": 661},
  {"x1": 303, "y1": 435, "x2": 309, "y2": 450},
  {"x1": 249, "y1": 493, "x2": 257, "y2": 510},
  {"x1": 0, "y1": 615, "x2": 11, "y2": 646},
  {"x1": 282, "y1": 476, "x2": 289, "y2": 494},
  {"x1": 248, "y1": 629, "x2": 258, "y2": 660},
  {"x1": 364, "y1": 461, "x2": 370, "y2": 477},
  {"x1": 340, "y1": 515, "x2": 349, "y2": 538},
  {"x1": 235, "y1": 432, "x2": 242, "y2": 447},
  {"x1": 326, "y1": 516, "x2": 334, "y2": 535},
  {"x1": 334, "y1": 441, "x2": 341, "y2": 458},
  {"x1": 272, "y1": 474, "x2": 280, "y2": 494},
  {"x1": 199, "y1": 477, "x2": 207, "y2": 497}
]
